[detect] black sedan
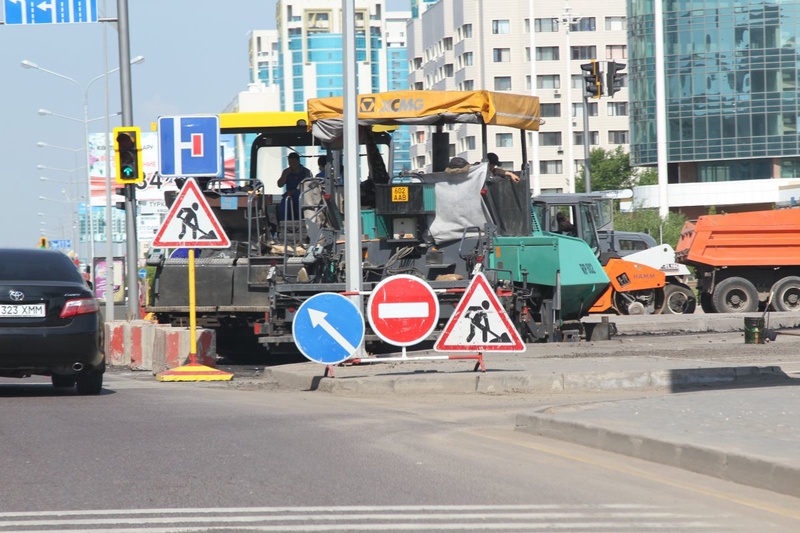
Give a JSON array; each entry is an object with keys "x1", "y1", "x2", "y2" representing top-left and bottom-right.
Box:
[{"x1": 0, "y1": 248, "x2": 105, "y2": 394}]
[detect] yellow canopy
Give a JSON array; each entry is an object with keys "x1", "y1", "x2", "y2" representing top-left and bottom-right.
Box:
[{"x1": 307, "y1": 90, "x2": 541, "y2": 141}]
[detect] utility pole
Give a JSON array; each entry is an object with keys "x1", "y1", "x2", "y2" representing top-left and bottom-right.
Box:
[
  {"x1": 117, "y1": 0, "x2": 140, "y2": 320},
  {"x1": 557, "y1": 5, "x2": 581, "y2": 193}
]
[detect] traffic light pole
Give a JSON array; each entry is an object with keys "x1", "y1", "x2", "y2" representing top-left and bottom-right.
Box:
[
  {"x1": 117, "y1": 0, "x2": 140, "y2": 320},
  {"x1": 582, "y1": 92, "x2": 592, "y2": 193}
]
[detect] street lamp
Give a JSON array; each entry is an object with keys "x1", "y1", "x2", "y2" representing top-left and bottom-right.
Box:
[{"x1": 22, "y1": 56, "x2": 145, "y2": 274}]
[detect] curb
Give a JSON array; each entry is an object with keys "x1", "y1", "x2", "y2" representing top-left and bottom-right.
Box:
[
  {"x1": 262, "y1": 365, "x2": 787, "y2": 395},
  {"x1": 515, "y1": 411, "x2": 800, "y2": 499}
]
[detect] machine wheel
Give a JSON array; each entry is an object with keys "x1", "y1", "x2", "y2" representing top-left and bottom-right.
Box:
[
  {"x1": 51, "y1": 374, "x2": 76, "y2": 388},
  {"x1": 661, "y1": 283, "x2": 697, "y2": 315},
  {"x1": 712, "y1": 277, "x2": 758, "y2": 313},
  {"x1": 700, "y1": 292, "x2": 716, "y2": 313},
  {"x1": 613, "y1": 289, "x2": 659, "y2": 315},
  {"x1": 76, "y1": 369, "x2": 104, "y2": 396},
  {"x1": 770, "y1": 276, "x2": 800, "y2": 312}
]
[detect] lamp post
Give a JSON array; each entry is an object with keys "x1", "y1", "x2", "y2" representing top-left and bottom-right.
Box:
[{"x1": 22, "y1": 56, "x2": 145, "y2": 283}]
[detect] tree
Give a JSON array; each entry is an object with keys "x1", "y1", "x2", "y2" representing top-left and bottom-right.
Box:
[
  {"x1": 575, "y1": 146, "x2": 632, "y2": 192},
  {"x1": 575, "y1": 147, "x2": 659, "y2": 192}
]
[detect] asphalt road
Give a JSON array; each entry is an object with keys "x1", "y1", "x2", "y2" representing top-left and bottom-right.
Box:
[{"x1": 1, "y1": 374, "x2": 799, "y2": 532}]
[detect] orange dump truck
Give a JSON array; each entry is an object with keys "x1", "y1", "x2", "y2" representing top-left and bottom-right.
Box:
[{"x1": 675, "y1": 209, "x2": 800, "y2": 313}]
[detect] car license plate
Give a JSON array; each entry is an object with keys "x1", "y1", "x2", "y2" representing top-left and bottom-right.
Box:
[
  {"x1": 0, "y1": 304, "x2": 46, "y2": 317},
  {"x1": 391, "y1": 186, "x2": 409, "y2": 202}
]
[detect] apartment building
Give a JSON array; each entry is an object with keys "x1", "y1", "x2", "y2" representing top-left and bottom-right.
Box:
[{"x1": 406, "y1": 0, "x2": 630, "y2": 193}]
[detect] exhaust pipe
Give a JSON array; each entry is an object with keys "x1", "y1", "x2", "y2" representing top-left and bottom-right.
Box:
[{"x1": 72, "y1": 362, "x2": 84, "y2": 372}]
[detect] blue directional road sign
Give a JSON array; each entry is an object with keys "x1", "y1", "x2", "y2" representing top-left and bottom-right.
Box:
[
  {"x1": 4, "y1": 0, "x2": 97, "y2": 25},
  {"x1": 293, "y1": 293, "x2": 365, "y2": 365},
  {"x1": 157, "y1": 115, "x2": 220, "y2": 177}
]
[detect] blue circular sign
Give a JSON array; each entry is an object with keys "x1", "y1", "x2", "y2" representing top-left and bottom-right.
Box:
[{"x1": 293, "y1": 293, "x2": 365, "y2": 364}]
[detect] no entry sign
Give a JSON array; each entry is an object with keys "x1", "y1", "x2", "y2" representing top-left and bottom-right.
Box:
[{"x1": 367, "y1": 274, "x2": 440, "y2": 346}]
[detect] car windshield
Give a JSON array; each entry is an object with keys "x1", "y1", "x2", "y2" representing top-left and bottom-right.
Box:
[{"x1": 0, "y1": 251, "x2": 84, "y2": 283}]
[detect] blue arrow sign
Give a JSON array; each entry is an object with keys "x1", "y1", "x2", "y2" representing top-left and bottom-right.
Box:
[
  {"x1": 293, "y1": 293, "x2": 365, "y2": 365},
  {"x1": 157, "y1": 115, "x2": 220, "y2": 177},
  {"x1": 4, "y1": 0, "x2": 98, "y2": 25}
]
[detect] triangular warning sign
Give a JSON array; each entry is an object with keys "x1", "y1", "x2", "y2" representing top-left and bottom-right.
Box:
[
  {"x1": 152, "y1": 178, "x2": 231, "y2": 248},
  {"x1": 434, "y1": 272, "x2": 525, "y2": 352}
]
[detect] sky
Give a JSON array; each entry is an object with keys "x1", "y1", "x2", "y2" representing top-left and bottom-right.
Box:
[{"x1": 0, "y1": 0, "x2": 410, "y2": 252}]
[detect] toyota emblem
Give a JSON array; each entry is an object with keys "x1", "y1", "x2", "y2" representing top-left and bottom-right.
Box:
[{"x1": 9, "y1": 290, "x2": 24, "y2": 302}]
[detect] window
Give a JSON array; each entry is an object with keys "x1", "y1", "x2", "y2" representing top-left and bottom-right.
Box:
[
  {"x1": 571, "y1": 46, "x2": 596, "y2": 60},
  {"x1": 462, "y1": 80, "x2": 475, "y2": 91},
  {"x1": 605, "y1": 16, "x2": 627, "y2": 31},
  {"x1": 443, "y1": 37, "x2": 453, "y2": 51},
  {"x1": 609, "y1": 130, "x2": 629, "y2": 144},
  {"x1": 413, "y1": 57, "x2": 422, "y2": 69},
  {"x1": 570, "y1": 17, "x2": 596, "y2": 32},
  {"x1": 493, "y1": 48, "x2": 511, "y2": 62},
  {"x1": 536, "y1": 47, "x2": 560, "y2": 61},
  {"x1": 526, "y1": 75, "x2": 531, "y2": 90},
  {"x1": 571, "y1": 74, "x2": 585, "y2": 89},
  {"x1": 540, "y1": 103, "x2": 561, "y2": 117},
  {"x1": 449, "y1": 144, "x2": 456, "y2": 157},
  {"x1": 540, "y1": 132, "x2": 562, "y2": 146},
  {"x1": 496, "y1": 133, "x2": 513, "y2": 148},
  {"x1": 608, "y1": 102, "x2": 629, "y2": 116},
  {"x1": 524, "y1": 18, "x2": 529, "y2": 33},
  {"x1": 535, "y1": 18, "x2": 559, "y2": 32},
  {"x1": 606, "y1": 44, "x2": 627, "y2": 59},
  {"x1": 540, "y1": 160, "x2": 563, "y2": 174},
  {"x1": 462, "y1": 51, "x2": 474, "y2": 66},
  {"x1": 573, "y1": 102, "x2": 598, "y2": 117},
  {"x1": 574, "y1": 131, "x2": 599, "y2": 145},
  {"x1": 463, "y1": 23, "x2": 472, "y2": 38},
  {"x1": 444, "y1": 64, "x2": 453, "y2": 77},
  {"x1": 415, "y1": 156, "x2": 426, "y2": 169},
  {"x1": 492, "y1": 20, "x2": 511, "y2": 34},
  {"x1": 415, "y1": 131, "x2": 426, "y2": 143},
  {"x1": 537, "y1": 74, "x2": 560, "y2": 89},
  {"x1": 525, "y1": 47, "x2": 530, "y2": 61},
  {"x1": 465, "y1": 136, "x2": 476, "y2": 150},
  {"x1": 494, "y1": 76, "x2": 512, "y2": 91},
  {"x1": 413, "y1": 82, "x2": 424, "y2": 90}
]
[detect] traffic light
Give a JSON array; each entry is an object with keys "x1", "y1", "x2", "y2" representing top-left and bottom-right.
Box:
[
  {"x1": 606, "y1": 61, "x2": 626, "y2": 97},
  {"x1": 38, "y1": 236, "x2": 48, "y2": 249},
  {"x1": 114, "y1": 126, "x2": 144, "y2": 184},
  {"x1": 580, "y1": 60, "x2": 603, "y2": 99}
]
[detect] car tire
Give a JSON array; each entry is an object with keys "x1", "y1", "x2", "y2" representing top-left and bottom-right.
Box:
[
  {"x1": 712, "y1": 277, "x2": 759, "y2": 313},
  {"x1": 76, "y1": 371, "x2": 103, "y2": 395},
  {"x1": 51, "y1": 374, "x2": 76, "y2": 388},
  {"x1": 770, "y1": 276, "x2": 800, "y2": 312}
]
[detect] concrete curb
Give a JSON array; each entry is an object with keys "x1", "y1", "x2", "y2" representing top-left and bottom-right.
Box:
[
  {"x1": 515, "y1": 411, "x2": 800, "y2": 499},
  {"x1": 262, "y1": 364, "x2": 787, "y2": 395}
]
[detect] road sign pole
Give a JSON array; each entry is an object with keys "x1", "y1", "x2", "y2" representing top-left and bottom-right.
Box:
[{"x1": 188, "y1": 248, "x2": 197, "y2": 364}]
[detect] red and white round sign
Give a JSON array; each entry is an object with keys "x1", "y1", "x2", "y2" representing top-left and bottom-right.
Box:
[{"x1": 367, "y1": 274, "x2": 440, "y2": 346}]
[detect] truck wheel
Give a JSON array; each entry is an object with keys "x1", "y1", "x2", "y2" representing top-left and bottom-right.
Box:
[
  {"x1": 662, "y1": 283, "x2": 697, "y2": 314},
  {"x1": 712, "y1": 277, "x2": 758, "y2": 313},
  {"x1": 700, "y1": 293, "x2": 716, "y2": 313},
  {"x1": 770, "y1": 276, "x2": 800, "y2": 312}
]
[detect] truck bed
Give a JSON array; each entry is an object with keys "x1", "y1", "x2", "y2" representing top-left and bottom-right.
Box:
[{"x1": 676, "y1": 208, "x2": 800, "y2": 268}]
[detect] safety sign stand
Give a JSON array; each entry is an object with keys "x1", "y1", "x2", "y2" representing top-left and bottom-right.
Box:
[
  {"x1": 338, "y1": 275, "x2": 487, "y2": 375},
  {"x1": 431, "y1": 272, "x2": 526, "y2": 366},
  {"x1": 152, "y1": 178, "x2": 233, "y2": 382}
]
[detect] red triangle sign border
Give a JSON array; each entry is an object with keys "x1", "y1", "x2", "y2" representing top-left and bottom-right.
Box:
[
  {"x1": 151, "y1": 178, "x2": 231, "y2": 249},
  {"x1": 434, "y1": 272, "x2": 525, "y2": 352}
]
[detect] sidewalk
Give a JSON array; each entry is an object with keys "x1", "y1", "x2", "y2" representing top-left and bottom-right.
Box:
[{"x1": 253, "y1": 312, "x2": 800, "y2": 498}]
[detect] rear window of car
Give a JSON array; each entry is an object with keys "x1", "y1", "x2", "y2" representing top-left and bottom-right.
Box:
[{"x1": 0, "y1": 251, "x2": 84, "y2": 283}]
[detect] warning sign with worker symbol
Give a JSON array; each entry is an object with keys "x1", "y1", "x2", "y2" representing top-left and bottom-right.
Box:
[
  {"x1": 152, "y1": 178, "x2": 230, "y2": 249},
  {"x1": 434, "y1": 272, "x2": 525, "y2": 352}
]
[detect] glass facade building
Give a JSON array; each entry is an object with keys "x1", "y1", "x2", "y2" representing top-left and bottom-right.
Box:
[{"x1": 629, "y1": 0, "x2": 800, "y2": 182}]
